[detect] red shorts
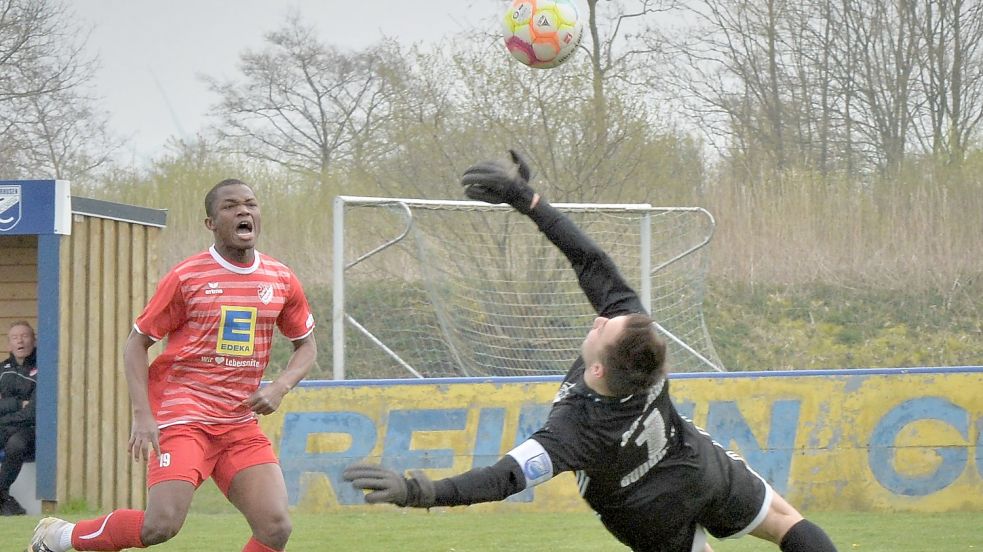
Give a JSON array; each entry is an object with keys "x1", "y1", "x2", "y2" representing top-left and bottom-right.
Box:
[{"x1": 147, "y1": 421, "x2": 278, "y2": 495}]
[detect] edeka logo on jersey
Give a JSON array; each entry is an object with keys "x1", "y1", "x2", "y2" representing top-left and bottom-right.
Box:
[{"x1": 217, "y1": 305, "x2": 257, "y2": 356}]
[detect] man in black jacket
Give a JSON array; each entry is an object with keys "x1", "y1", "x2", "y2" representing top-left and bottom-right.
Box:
[
  {"x1": 344, "y1": 152, "x2": 838, "y2": 552},
  {"x1": 0, "y1": 320, "x2": 37, "y2": 516}
]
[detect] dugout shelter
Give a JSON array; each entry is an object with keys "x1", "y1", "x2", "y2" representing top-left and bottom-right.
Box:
[{"x1": 0, "y1": 180, "x2": 166, "y2": 513}]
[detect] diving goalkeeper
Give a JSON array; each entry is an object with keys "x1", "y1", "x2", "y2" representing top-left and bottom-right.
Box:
[{"x1": 345, "y1": 151, "x2": 838, "y2": 552}]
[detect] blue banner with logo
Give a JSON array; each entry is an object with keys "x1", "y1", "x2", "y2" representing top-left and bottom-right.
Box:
[{"x1": 0, "y1": 180, "x2": 71, "y2": 235}]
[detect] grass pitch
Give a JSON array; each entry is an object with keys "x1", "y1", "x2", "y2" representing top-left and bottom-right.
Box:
[
  {"x1": 2, "y1": 508, "x2": 978, "y2": 551},
  {"x1": 3, "y1": 483, "x2": 977, "y2": 551}
]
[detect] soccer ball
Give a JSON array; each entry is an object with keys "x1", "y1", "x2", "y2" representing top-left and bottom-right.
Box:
[{"x1": 503, "y1": 0, "x2": 583, "y2": 69}]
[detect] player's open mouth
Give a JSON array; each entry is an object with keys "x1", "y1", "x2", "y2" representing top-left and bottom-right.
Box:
[{"x1": 236, "y1": 220, "x2": 254, "y2": 237}]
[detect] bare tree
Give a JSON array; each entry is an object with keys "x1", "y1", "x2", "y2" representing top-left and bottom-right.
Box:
[
  {"x1": 837, "y1": 0, "x2": 922, "y2": 174},
  {"x1": 913, "y1": 0, "x2": 983, "y2": 166},
  {"x1": 15, "y1": 86, "x2": 115, "y2": 180},
  {"x1": 206, "y1": 15, "x2": 399, "y2": 186},
  {"x1": 583, "y1": 0, "x2": 681, "y2": 140},
  {"x1": 0, "y1": 0, "x2": 114, "y2": 183},
  {"x1": 668, "y1": 0, "x2": 959, "y2": 178},
  {"x1": 363, "y1": 37, "x2": 701, "y2": 207},
  {"x1": 671, "y1": 0, "x2": 789, "y2": 174},
  {"x1": 0, "y1": 0, "x2": 83, "y2": 102}
]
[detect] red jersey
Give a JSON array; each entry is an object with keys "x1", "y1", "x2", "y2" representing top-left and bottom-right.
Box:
[{"x1": 134, "y1": 246, "x2": 315, "y2": 428}]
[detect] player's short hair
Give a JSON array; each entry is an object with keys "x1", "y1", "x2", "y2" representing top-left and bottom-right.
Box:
[
  {"x1": 204, "y1": 179, "x2": 250, "y2": 218},
  {"x1": 601, "y1": 313, "x2": 666, "y2": 396}
]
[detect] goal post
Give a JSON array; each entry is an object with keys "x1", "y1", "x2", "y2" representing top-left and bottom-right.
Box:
[{"x1": 333, "y1": 195, "x2": 724, "y2": 380}]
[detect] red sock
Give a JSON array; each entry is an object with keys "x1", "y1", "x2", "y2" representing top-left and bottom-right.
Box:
[
  {"x1": 242, "y1": 536, "x2": 282, "y2": 552},
  {"x1": 71, "y1": 510, "x2": 146, "y2": 550}
]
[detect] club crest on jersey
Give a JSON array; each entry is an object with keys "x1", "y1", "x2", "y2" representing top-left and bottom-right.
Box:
[
  {"x1": 216, "y1": 305, "x2": 257, "y2": 356},
  {"x1": 0, "y1": 185, "x2": 22, "y2": 232},
  {"x1": 523, "y1": 454, "x2": 552, "y2": 481},
  {"x1": 257, "y1": 283, "x2": 274, "y2": 305}
]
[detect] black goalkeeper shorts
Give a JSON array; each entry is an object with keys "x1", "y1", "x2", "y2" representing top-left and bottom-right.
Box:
[
  {"x1": 687, "y1": 419, "x2": 772, "y2": 540},
  {"x1": 595, "y1": 419, "x2": 772, "y2": 552}
]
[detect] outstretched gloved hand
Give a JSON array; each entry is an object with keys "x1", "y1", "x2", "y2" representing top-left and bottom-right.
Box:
[
  {"x1": 460, "y1": 149, "x2": 538, "y2": 214},
  {"x1": 343, "y1": 463, "x2": 437, "y2": 508}
]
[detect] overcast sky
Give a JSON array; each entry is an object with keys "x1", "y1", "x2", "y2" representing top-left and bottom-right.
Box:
[{"x1": 73, "y1": 1, "x2": 503, "y2": 164}]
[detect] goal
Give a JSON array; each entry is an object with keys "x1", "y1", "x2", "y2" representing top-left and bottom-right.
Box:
[{"x1": 333, "y1": 196, "x2": 723, "y2": 379}]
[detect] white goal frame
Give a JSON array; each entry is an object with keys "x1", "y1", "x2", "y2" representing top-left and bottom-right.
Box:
[{"x1": 332, "y1": 195, "x2": 723, "y2": 380}]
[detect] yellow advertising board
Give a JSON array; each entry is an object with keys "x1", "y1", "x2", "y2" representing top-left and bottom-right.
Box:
[{"x1": 258, "y1": 367, "x2": 983, "y2": 513}]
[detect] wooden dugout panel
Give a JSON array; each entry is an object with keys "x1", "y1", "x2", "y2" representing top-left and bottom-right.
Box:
[
  {"x1": 0, "y1": 235, "x2": 39, "y2": 328},
  {"x1": 0, "y1": 197, "x2": 168, "y2": 513},
  {"x1": 55, "y1": 206, "x2": 163, "y2": 512}
]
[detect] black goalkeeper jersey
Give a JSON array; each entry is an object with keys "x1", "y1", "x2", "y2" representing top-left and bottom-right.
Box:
[
  {"x1": 434, "y1": 202, "x2": 689, "y2": 512},
  {"x1": 524, "y1": 200, "x2": 687, "y2": 503},
  {"x1": 533, "y1": 355, "x2": 688, "y2": 512},
  {"x1": 522, "y1": 209, "x2": 692, "y2": 542},
  {"x1": 429, "y1": 202, "x2": 771, "y2": 551}
]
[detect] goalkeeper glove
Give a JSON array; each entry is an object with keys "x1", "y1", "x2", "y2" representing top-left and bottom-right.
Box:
[
  {"x1": 343, "y1": 463, "x2": 437, "y2": 508},
  {"x1": 461, "y1": 149, "x2": 538, "y2": 214}
]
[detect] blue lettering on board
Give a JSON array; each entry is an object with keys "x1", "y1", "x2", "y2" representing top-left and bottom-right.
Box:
[
  {"x1": 869, "y1": 397, "x2": 969, "y2": 496},
  {"x1": 382, "y1": 409, "x2": 467, "y2": 471},
  {"x1": 507, "y1": 404, "x2": 550, "y2": 502},
  {"x1": 977, "y1": 416, "x2": 983, "y2": 480},
  {"x1": 275, "y1": 393, "x2": 983, "y2": 507},
  {"x1": 473, "y1": 407, "x2": 507, "y2": 469},
  {"x1": 469, "y1": 404, "x2": 550, "y2": 502},
  {"x1": 279, "y1": 411, "x2": 377, "y2": 505},
  {"x1": 675, "y1": 400, "x2": 695, "y2": 420},
  {"x1": 705, "y1": 400, "x2": 801, "y2": 494}
]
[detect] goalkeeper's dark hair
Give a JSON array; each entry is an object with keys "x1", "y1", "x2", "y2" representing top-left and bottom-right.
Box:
[
  {"x1": 601, "y1": 313, "x2": 667, "y2": 396},
  {"x1": 204, "y1": 178, "x2": 250, "y2": 218}
]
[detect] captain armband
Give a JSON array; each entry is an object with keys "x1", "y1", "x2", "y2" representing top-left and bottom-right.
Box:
[{"x1": 506, "y1": 439, "x2": 554, "y2": 488}]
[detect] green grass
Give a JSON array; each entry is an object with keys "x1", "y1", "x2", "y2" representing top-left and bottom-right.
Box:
[
  {"x1": 3, "y1": 497, "x2": 980, "y2": 551},
  {"x1": 4, "y1": 481, "x2": 979, "y2": 550}
]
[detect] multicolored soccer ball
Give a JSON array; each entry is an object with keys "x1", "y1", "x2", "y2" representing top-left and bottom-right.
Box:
[{"x1": 503, "y1": 0, "x2": 583, "y2": 69}]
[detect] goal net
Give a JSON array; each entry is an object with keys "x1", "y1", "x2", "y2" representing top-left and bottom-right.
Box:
[{"x1": 333, "y1": 196, "x2": 723, "y2": 379}]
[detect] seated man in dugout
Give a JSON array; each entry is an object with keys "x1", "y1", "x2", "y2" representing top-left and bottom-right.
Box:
[{"x1": 0, "y1": 320, "x2": 38, "y2": 516}]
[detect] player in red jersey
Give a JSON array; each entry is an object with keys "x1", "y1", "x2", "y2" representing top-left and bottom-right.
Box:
[{"x1": 30, "y1": 179, "x2": 317, "y2": 552}]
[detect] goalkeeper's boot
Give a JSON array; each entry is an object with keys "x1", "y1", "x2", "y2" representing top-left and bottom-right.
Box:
[{"x1": 28, "y1": 517, "x2": 71, "y2": 552}]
